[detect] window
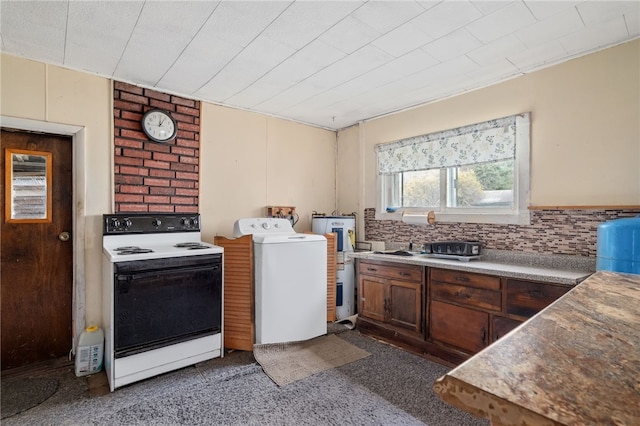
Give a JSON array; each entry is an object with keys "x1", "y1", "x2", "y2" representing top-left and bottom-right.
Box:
[{"x1": 376, "y1": 113, "x2": 530, "y2": 225}]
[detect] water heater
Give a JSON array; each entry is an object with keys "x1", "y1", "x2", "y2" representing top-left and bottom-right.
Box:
[{"x1": 312, "y1": 216, "x2": 356, "y2": 320}]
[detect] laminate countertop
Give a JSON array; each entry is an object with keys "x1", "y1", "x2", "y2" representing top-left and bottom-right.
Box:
[
  {"x1": 349, "y1": 251, "x2": 593, "y2": 286},
  {"x1": 433, "y1": 270, "x2": 640, "y2": 426}
]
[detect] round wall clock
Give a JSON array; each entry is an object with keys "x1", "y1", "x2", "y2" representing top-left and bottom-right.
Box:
[{"x1": 141, "y1": 109, "x2": 177, "y2": 143}]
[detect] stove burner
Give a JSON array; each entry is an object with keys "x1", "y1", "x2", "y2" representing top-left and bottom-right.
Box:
[
  {"x1": 174, "y1": 242, "x2": 211, "y2": 250},
  {"x1": 115, "y1": 246, "x2": 142, "y2": 251},
  {"x1": 115, "y1": 246, "x2": 154, "y2": 255}
]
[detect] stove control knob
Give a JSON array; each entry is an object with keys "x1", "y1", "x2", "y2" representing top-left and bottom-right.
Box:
[
  {"x1": 152, "y1": 218, "x2": 162, "y2": 227},
  {"x1": 180, "y1": 218, "x2": 190, "y2": 227},
  {"x1": 123, "y1": 219, "x2": 132, "y2": 229},
  {"x1": 110, "y1": 218, "x2": 121, "y2": 230},
  {"x1": 190, "y1": 217, "x2": 198, "y2": 227}
]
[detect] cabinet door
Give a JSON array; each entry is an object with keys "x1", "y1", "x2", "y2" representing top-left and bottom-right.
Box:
[
  {"x1": 492, "y1": 316, "x2": 523, "y2": 342},
  {"x1": 388, "y1": 279, "x2": 421, "y2": 333},
  {"x1": 430, "y1": 300, "x2": 489, "y2": 354},
  {"x1": 359, "y1": 274, "x2": 387, "y2": 322}
]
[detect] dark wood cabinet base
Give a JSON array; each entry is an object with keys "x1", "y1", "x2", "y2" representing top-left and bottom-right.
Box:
[{"x1": 356, "y1": 317, "x2": 469, "y2": 367}]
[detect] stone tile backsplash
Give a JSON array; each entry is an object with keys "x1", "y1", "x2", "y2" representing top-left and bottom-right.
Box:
[{"x1": 364, "y1": 208, "x2": 640, "y2": 257}]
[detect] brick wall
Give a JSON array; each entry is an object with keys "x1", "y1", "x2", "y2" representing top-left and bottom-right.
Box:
[
  {"x1": 113, "y1": 82, "x2": 200, "y2": 213},
  {"x1": 364, "y1": 207, "x2": 640, "y2": 257}
]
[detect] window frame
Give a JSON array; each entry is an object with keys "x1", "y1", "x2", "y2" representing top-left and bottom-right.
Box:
[{"x1": 375, "y1": 114, "x2": 530, "y2": 225}]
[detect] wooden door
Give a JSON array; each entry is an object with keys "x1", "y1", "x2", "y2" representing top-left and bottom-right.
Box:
[{"x1": 1, "y1": 129, "x2": 73, "y2": 370}]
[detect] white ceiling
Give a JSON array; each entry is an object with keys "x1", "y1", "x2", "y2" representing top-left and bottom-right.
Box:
[{"x1": 1, "y1": 1, "x2": 639, "y2": 130}]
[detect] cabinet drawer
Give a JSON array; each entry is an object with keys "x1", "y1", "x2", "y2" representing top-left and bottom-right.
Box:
[
  {"x1": 506, "y1": 279, "x2": 570, "y2": 318},
  {"x1": 431, "y1": 268, "x2": 500, "y2": 290},
  {"x1": 431, "y1": 282, "x2": 501, "y2": 312},
  {"x1": 358, "y1": 261, "x2": 423, "y2": 282}
]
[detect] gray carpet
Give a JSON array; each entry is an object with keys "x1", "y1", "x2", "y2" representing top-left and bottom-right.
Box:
[
  {"x1": 1, "y1": 378, "x2": 58, "y2": 419},
  {"x1": 1, "y1": 330, "x2": 488, "y2": 426}
]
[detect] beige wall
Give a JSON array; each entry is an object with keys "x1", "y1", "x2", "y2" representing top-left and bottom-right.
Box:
[
  {"x1": 1, "y1": 54, "x2": 113, "y2": 338},
  {"x1": 338, "y1": 39, "x2": 640, "y2": 214},
  {"x1": 199, "y1": 103, "x2": 336, "y2": 241}
]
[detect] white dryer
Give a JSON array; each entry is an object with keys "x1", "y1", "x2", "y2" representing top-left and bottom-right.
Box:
[{"x1": 233, "y1": 218, "x2": 327, "y2": 344}]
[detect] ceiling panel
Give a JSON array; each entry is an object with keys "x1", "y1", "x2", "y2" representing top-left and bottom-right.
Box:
[
  {"x1": 506, "y1": 40, "x2": 568, "y2": 70},
  {"x1": 1, "y1": 0, "x2": 638, "y2": 130},
  {"x1": 411, "y1": 1, "x2": 483, "y2": 39},
  {"x1": 515, "y1": 7, "x2": 584, "y2": 48},
  {"x1": 225, "y1": 40, "x2": 346, "y2": 107},
  {"x1": 559, "y1": 16, "x2": 632, "y2": 54},
  {"x1": 350, "y1": 0, "x2": 425, "y2": 33},
  {"x1": 371, "y1": 21, "x2": 435, "y2": 57},
  {"x1": 466, "y1": 2, "x2": 537, "y2": 43},
  {"x1": 195, "y1": 35, "x2": 296, "y2": 101},
  {"x1": 577, "y1": 0, "x2": 640, "y2": 26},
  {"x1": 467, "y1": 34, "x2": 528, "y2": 67},
  {"x1": 421, "y1": 29, "x2": 482, "y2": 62},
  {"x1": 0, "y1": 1, "x2": 67, "y2": 63},
  {"x1": 65, "y1": 1, "x2": 143, "y2": 75},
  {"x1": 113, "y1": 2, "x2": 218, "y2": 85},
  {"x1": 261, "y1": 1, "x2": 360, "y2": 50}
]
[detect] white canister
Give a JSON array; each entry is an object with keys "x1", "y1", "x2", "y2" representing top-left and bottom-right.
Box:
[{"x1": 75, "y1": 325, "x2": 104, "y2": 377}]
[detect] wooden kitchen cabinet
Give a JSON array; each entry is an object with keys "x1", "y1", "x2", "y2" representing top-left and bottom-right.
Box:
[
  {"x1": 428, "y1": 268, "x2": 500, "y2": 354},
  {"x1": 355, "y1": 257, "x2": 578, "y2": 367},
  {"x1": 358, "y1": 260, "x2": 423, "y2": 337}
]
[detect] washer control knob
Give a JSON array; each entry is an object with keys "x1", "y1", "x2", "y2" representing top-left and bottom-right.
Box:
[{"x1": 262, "y1": 222, "x2": 271, "y2": 230}]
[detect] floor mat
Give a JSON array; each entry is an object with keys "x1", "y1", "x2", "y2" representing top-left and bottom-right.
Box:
[
  {"x1": 253, "y1": 333, "x2": 370, "y2": 386},
  {"x1": 1, "y1": 377, "x2": 58, "y2": 419}
]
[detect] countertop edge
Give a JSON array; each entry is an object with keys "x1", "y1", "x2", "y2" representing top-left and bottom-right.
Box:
[
  {"x1": 348, "y1": 252, "x2": 593, "y2": 285},
  {"x1": 433, "y1": 375, "x2": 562, "y2": 426}
]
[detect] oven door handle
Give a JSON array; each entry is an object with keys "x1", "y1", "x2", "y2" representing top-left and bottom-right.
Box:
[{"x1": 115, "y1": 264, "x2": 220, "y2": 282}]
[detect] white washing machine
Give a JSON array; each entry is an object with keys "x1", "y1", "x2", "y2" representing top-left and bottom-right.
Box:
[{"x1": 233, "y1": 218, "x2": 327, "y2": 344}]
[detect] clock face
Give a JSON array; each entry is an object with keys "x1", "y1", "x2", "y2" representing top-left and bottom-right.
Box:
[{"x1": 142, "y1": 109, "x2": 177, "y2": 142}]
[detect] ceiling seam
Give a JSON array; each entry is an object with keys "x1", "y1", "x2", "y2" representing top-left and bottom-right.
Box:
[
  {"x1": 152, "y1": 2, "x2": 222, "y2": 88},
  {"x1": 62, "y1": 0, "x2": 69, "y2": 64},
  {"x1": 111, "y1": 1, "x2": 146, "y2": 77},
  {"x1": 251, "y1": 1, "x2": 504, "y2": 118},
  {"x1": 218, "y1": 1, "x2": 372, "y2": 104},
  {"x1": 192, "y1": 1, "x2": 297, "y2": 94}
]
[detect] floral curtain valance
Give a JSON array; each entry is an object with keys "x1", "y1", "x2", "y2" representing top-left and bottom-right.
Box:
[{"x1": 376, "y1": 113, "x2": 529, "y2": 175}]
